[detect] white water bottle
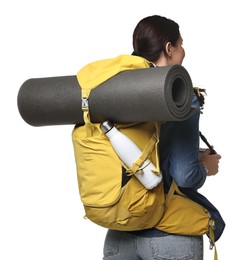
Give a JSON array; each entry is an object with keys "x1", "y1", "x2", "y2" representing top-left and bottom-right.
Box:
[{"x1": 100, "y1": 121, "x2": 162, "y2": 189}]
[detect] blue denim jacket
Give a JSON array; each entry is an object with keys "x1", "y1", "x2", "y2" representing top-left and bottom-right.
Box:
[
  {"x1": 130, "y1": 95, "x2": 226, "y2": 239},
  {"x1": 159, "y1": 94, "x2": 207, "y2": 191}
]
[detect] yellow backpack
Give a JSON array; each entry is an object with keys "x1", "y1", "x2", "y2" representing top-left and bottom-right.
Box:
[
  {"x1": 73, "y1": 55, "x2": 165, "y2": 230},
  {"x1": 72, "y1": 55, "x2": 219, "y2": 259}
]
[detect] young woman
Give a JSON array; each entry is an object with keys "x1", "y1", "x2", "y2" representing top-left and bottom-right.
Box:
[{"x1": 103, "y1": 15, "x2": 222, "y2": 260}]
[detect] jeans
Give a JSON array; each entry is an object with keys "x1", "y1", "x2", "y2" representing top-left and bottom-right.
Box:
[{"x1": 103, "y1": 230, "x2": 203, "y2": 260}]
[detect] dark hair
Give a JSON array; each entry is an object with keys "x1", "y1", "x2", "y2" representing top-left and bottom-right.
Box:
[{"x1": 132, "y1": 15, "x2": 180, "y2": 62}]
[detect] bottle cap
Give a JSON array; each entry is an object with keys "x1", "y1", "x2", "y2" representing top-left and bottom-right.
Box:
[{"x1": 100, "y1": 120, "x2": 114, "y2": 133}]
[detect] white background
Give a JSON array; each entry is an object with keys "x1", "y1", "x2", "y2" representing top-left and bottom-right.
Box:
[{"x1": 1, "y1": 0, "x2": 245, "y2": 259}]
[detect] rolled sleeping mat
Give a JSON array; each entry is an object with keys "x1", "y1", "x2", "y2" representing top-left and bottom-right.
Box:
[
  {"x1": 17, "y1": 65, "x2": 196, "y2": 126},
  {"x1": 18, "y1": 75, "x2": 83, "y2": 126}
]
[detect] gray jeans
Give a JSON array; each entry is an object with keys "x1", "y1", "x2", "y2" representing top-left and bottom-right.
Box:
[{"x1": 103, "y1": 230, "x2": 203, "y2": 260}]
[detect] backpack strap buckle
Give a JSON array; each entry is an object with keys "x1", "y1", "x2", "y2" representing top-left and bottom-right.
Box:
[
  {"x1": 81, "y1": 88, "x2": 91, "y2": 111},
  {"x1": 82, "y1": 97, "x2": 89, "y2": 111}
]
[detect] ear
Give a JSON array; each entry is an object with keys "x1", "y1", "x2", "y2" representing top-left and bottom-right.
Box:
[{"x1": 165, "y1": 42, "x2": 172, "y2": 57}]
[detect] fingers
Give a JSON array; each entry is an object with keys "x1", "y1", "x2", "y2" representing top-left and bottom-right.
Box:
[
  {"x1": 216, "y1": 154, "x2": 222, "y2": 160},
  {"x1": 199, "y1": 151, "x2": 222, "y2": 176},
  {"x1": 209, "y1": 155, "x2": 221, "y2": 176}
]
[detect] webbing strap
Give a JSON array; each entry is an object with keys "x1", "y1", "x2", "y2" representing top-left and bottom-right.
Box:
[
  {"x1": 153, "y1": 122, "x2": 161, "y2": 174},
  {"x1": 165, "y1": 179, "x2": 179, "y2": 208},
  {"x1": 81, "y1": 88, "x2": 95, "y2": 137},
  {"x1": 83, "y1": 111, "x2": 95, "y2": 137},
  {"x1": 165, "y1": 179, "x2": 188, "y2": 208},
  {"x1": 126, "y1": 133, "x2": 158, "y2": 175},
  {"x1": 209, "y1": 220, "x2": 218, "y2": 260}
]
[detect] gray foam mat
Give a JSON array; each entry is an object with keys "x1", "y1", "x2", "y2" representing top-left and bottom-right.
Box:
[{"x1": 17, "y1": 65, "x2": 196, "y2": 126}]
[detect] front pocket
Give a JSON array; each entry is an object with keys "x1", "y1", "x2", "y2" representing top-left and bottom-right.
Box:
[
  {"x1": 73, "y1": 133, "x2": 123, "y2": 207},
  {"x1": 84, "y1": 178, "x2": 165, "y2": 231}
]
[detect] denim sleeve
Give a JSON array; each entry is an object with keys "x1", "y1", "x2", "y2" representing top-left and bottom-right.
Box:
[{"x1": 160, "y1": 95, "x2": 207, "y2": 190}]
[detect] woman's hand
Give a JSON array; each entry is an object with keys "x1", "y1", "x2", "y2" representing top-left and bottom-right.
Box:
[{"x1": 199, "y1": 149, "x2": 222, "y2": 176}]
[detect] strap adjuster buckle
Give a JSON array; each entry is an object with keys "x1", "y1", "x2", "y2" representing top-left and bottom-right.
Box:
[{"x1": 82, "y1": 97, "x2": 89, "y2": 111}]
